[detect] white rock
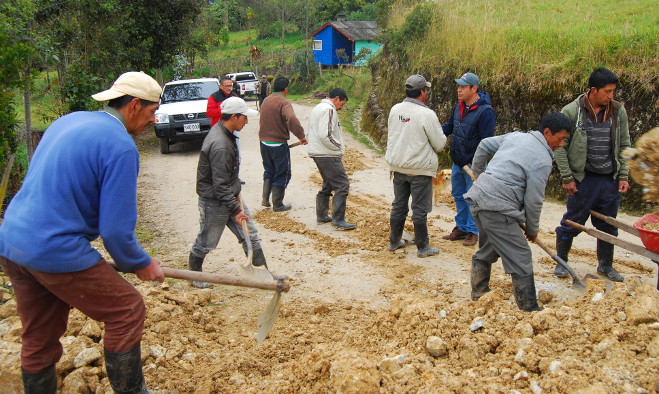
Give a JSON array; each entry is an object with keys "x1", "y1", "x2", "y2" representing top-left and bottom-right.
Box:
[
  {"x1": 439, "y1": 310, "x2": 447, "y2": 318},
  {"x1": 514, "y1": 370, "x2": 528, "y2": 381},
  {"x1": 469, "y1": 316, "x2": 484, "y2": 332},
  {"x1": 531, "y1": 381, "x2": 543, "y2": 393},
  {"x1": 426, "y1": 336, "x2": 448, "y2": 358},
  {"x1": 549, "y1": 360, "x2": 561, "y2": 373},
  {"x1": 150, "y1": 345, "x2": 167, "y2": 358},
  {"x1": 591, "y1": 293, "x2": 604, "y2": 302},
  {"x1": 74, "y1": 347, "x2": 102, "y2": 368},
  {"x1": 379, "y1": 354, "x2": 405, "y2": 374}
]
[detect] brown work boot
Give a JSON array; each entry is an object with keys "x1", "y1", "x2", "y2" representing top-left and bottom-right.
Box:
[
  {"x1": 442, "y1": 227, "x2": 468, "y2": 241},
  {"x1": 463, "y1": 233, "x2": 478, "y2": 246}
]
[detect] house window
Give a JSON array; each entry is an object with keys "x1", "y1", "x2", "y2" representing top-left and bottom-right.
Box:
[{"x1": 312, "y1": 40, "x2": 322, "y2": 51}]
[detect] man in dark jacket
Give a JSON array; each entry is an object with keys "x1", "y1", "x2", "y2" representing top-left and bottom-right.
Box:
[
  {"x1": 442, "y1": 72, "x2": 495, "y2": 246},
  {"x1": 188, "y1": 97, "x2": 265, "y2": 288},
  {"x1": 553, "y1": 68, "x2": 631, "y2": 282}
]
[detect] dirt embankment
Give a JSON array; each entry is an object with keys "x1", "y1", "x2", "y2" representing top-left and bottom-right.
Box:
[{"x1": 1, "y1": 101, "x2": 658, "y2": 393}]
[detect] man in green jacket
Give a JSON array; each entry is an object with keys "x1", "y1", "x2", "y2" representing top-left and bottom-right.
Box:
[{"x1": 554, "y1": 68, "x2": 631, "y2": 282}]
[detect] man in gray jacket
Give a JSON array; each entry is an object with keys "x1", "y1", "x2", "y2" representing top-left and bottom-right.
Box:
[
  {"x1": 188, "y1": 97, "x2": 265, "y2": 288},
  {"x1": 306, "y1": 88, "x2": 355, "y2": 230},
  {"x1": 464, "y1": 112, "x2": 571, "y2": 311},
  {"x1": 386, "y1": 74, "x2": 447, "y2": 257}
]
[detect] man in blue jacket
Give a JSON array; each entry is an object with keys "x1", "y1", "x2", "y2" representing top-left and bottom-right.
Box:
[
  {"x1": 0, "y1": 72, "x2": 165, "y2": 393},
  {"x1": 442, "y1": 72, "x2": 495, "y2": 246}
]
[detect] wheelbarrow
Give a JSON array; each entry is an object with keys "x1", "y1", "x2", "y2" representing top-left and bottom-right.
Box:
[{"x1": 565, "y1": 210, "x2": 659, "y2": 290}]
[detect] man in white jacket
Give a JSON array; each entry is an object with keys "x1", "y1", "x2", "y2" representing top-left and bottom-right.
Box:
[
  {"x1": 386, "y1": 75, "x2": 447, "y2": 257},
  {"x1": 306, "y1": 88, "x2": 355, "y2": 230}
]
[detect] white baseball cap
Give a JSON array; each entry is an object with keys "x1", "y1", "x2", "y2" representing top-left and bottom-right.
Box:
[
  {"x1": 92, "y1": 71, "x2": 162, "y2": 102},
  {"x1": 221, "y1": 97, "x2": 259, "y2": 117}
]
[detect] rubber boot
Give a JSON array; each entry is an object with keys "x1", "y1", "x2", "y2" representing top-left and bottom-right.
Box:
[
  {"x1": 413, "y1": 221, "x2": 439, "y2": 257},
  {"x1": 271, "y1": 186, "x2": 292, "y2": 212},
  {"x1": 389, "y1": 217, "x2": 406, "y2": 251},
  {"x1": 316, "y1": 193, "x2": 332, "y2": 223},
  {"x1": 188, "y1": 252, "x2": 211, "y2": 288},
  {"x1": 554, "y1": 235, "x2": 572, "y2": 278},
  {"x1": 331, "y1": 193, "x2": 356, "y2": 230},
  {"x1": 252, "y1": 247, "x2": 268, "y2": 268},
  {"x1": 470, "y1": 258, "x2": 492, "y2": 301},
  {"x1": 511, "y1": 273, "x2": 543, "y2": 312},
  {"x1": 22, "y1": 365, "x2": 57, "y2": 394},
  {"x1": 596, "y1": 240, "x2": 624, "y2": 282},
  {"x1": 261, "y1": 179, "x2": 272, "y2": 207},
  {"x1": 104, "y1": 344, "x2": 153, "y2": 394}
]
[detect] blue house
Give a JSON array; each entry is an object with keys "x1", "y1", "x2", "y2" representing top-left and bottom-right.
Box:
[{"x1": 309, "y1": 20, "x2": 382, "y2": 66}]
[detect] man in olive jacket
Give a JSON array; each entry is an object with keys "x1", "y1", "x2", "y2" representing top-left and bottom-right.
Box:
[{"x1": 554, "y1": 68, "x2": 631, "y2": 282}]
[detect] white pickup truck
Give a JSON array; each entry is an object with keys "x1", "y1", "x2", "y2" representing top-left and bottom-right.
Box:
[{"x1": 226, "y1": 72, "x2": 259, "y2": 97}]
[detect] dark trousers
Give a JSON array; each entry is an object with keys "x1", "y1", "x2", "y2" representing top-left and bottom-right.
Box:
[
  {"x1": 260, "y1": 143, "x2": 291, "y2": 188},
  {"x1": 0, "y1": 257, "x2": 145, "y2": 373},
  {"x1": 313, "y1": 157, "x2": 349, "y2": 198},
  {"x1": 555, "y1": 173, "x2": 621, "y2": 239},
  {"x1": 390, "y1": 172, "x2": 433, "y2": 223}
]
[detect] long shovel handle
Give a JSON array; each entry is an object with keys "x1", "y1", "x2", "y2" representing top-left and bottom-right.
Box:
[
  {"x1": 107, "y1": 261, "x2": 290, "y2": 292},
  {"x1": 520, "y1": 224, "x2": 586, "y2": 290},
  {"x1": 463, "y1": 165, "x2": 476, "y2": 181},
  {"x1": 588, "y1": 210, "x2": 639, "y2": 236}
]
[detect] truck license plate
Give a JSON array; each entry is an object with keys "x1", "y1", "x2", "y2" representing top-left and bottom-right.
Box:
[{"x1": 184, "y1": 123, "x2": 200, "y2": 132}]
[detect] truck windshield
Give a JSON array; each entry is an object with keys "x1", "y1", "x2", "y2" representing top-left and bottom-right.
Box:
[
  {"x1": 235, "y1": 74, "x2": 256, "y2": 81},
  {"x1": 161, "y1": 82, "x2": 218, "y2": 103}
]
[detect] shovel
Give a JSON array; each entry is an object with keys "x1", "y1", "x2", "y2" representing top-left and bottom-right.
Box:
[
  {"x1": 238, "y1": 195, "x2": 288, "y2": 343},
  {"x1": 520, "y1": 224, "x2": 588, "y2": 291},
  {"x1": 108, "y1": 261, "x2": 289, "y2": 343}
]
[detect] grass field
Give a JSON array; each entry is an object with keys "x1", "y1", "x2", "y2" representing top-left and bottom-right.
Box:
[{"x1": 389, "y1": 0, "x2": 658, "y2": 85}]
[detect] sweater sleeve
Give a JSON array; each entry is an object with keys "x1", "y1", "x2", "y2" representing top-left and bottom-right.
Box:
[
  {"x1": 425, "y1": 112, "x2": 447, "y2": 153},
  {"x1": 471, "y1": 134, "x2": 505, "y2": 177},
  {"x1": 555, "y1": 103, "x2": 578, "y2": 183},
  {"x1": 523, "y1": 163, "x2": 552, "y2": 236},
  {"x1": 616, "y1": 106, "x2": 631, "y2": 180},
  {"x1": 282, "y1": 101, "x2": 306, "y2": 140},
  {"x1": 99, "y1": 150, "x2": 151, "y2": 272}
]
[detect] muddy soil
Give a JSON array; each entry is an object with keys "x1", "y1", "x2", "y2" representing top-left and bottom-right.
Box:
[{"x1": 1, "y1": 101, "x2": 658, "y2": 393}]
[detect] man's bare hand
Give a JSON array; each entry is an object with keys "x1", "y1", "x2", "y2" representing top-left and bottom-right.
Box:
[
  {"x1": 300, "y1": 137, "x2": 308, "y2": 145},
  {"x1": 234, "y1": 210, "x2": 249, "y2": 224},
  {"x1": 619, "y1": 180, "x2": 630, "y2": 193},
  {"x1": 135, "y1": 258, "x2": 164, "y2": 282},
  {"x1": 525, "y1": 233, "x2": 538, "y2": 242},
  {"x1": 562, "y1": 181, "x2": 578, "y2": 196}
]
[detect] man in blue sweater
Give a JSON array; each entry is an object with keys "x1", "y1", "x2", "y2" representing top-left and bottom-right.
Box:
[
  {"x1": 442, "y1": 72, "x2": 495, "y2": 247},
  {"x1": 0, "y1": 71, "x2": 165, "y2": 393}
]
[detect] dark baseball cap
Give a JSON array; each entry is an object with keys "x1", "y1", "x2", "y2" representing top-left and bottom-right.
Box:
[{"x1": 454, "y1": 72, "x2": 480, "y2": 86}]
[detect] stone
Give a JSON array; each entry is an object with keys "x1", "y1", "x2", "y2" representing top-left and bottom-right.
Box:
[
  {"x1": 426, "y1": 336, "x2": 448, "y2": 358},
  {"x1": 61, "y1": 368, "x2": 88, "y2": 394},
  {"x1": 469, "y1": 316, "x2": 484, "y2": 332},
  {"x1": 648, "y1": 334, "x2": 659, "y2": 358},
  {"x1": 626, "y1": 295, "x2": 659, "y2": 325},
  {"x1": 379, "y1": 354, "x2": 405, "y2": 374},
  {"x1": 329, "y1": 351, "x2": 380, "y2": 394},
  {"x1": 0, "y1": 299, "x2": 17, "y2": 319},
  {"x1": 79, "y1": 320, "x2": 102, "y2": 339},
  {"x1": 74, "y1": 347, "x2": 102, "y2": 368}
]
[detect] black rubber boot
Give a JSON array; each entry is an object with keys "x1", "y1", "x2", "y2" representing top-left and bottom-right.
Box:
[
  {"x1": 554, "y1": 235, "x2": 573, "y2": 278},
  {"x1": 105, "y1": 344, "x2": 152, "y2": 394},
  {"x1": 413, "y1": 221, "x2": 438, "y2": 257},
  {"x1": 511, "y1": 273, "x2": 543, "y2": 312},
  {"x1": 596, "y1": 240, "x2": 624, "y2": 282},
  {"x1": 261, "y1": 179, "x2": 272, "y2": 207},
  {"x1": 316, "y1": 193, "x2": 332, "y2": 223},
  {"x1": 188, "y1": 252, "x2": 211, "y2": 288},
  {"x1": 389, "y1": 217, "x2": 406, "y2": 251},
  {"x1": 22, "y1": 365, "x2": 57, "y2": 394},
  {"x1": 252, "y1": 248, "x2": 268, "y2": 268},
  {"x1": 470, "y1": 258, "x2": 492, "y2": 301},
  {"x1": 271, "y1": 186, "x2": 292, "y2": 212},
  {"x1": 331, "y1": 193, "x2": 355, "y2": 230}
]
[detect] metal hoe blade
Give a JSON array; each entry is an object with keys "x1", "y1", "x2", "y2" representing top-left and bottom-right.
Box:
[{"x1": 256, "y1": 278, "x2": 286, "y2": 343}]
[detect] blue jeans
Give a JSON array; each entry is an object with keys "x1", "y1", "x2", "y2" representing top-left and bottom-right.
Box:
[
  {"x1": 390, "y1": 172, "x2": 433, "y2": 223},
  {"x1": 260, "y1": 143, "x2": 291, "y2": 188},
  {"x1": 191, "y1": 197, "x2": 261, "y2": 259},
  {"x1": 555, "y1": 173, "x2": 620, "y2": 239},
  {"x1": 451, "y1": 163, "x2": 478, "y2": 234}
]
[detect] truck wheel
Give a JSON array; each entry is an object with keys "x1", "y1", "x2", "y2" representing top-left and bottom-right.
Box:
[{"x1": 159, "y1": 138, "x2": 170, "y2": 154}]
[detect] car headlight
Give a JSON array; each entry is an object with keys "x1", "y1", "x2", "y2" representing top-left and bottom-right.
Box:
[{"x1": 155, "y1": 113, "x2": 169, "y2": 124}]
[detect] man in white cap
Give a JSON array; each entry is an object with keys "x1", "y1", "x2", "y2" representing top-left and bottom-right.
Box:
[
  {"x1": 0, "y1": 71, "x2": 165, "y2": 393},
  {"x1": 187, "y1": 97, "x2": 269, "y2": 287},
  {"x1": 386, "y1": 74, "x2": 447, "y2": 257}
]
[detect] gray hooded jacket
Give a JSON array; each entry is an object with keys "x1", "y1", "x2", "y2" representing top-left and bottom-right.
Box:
[{"x1": 464, "y1": 130, "x2": 554, "y2": 236}]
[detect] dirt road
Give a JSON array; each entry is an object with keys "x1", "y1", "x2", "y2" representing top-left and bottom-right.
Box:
[{"x1": 1, "y1": 101, "x2": 657, "y2": 392}]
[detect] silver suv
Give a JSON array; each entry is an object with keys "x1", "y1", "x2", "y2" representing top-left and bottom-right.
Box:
[{"x1": 154, "y1": 78, "x2": 219, "y2": 154}]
